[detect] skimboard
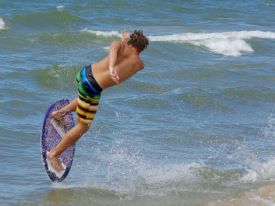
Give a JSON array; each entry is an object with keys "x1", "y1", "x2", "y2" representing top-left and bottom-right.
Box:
[{"x1": 41, "y1": 99, "x2": 75, "y2": 182}]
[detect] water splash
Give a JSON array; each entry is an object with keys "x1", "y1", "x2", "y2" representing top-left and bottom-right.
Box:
[
  {"x1": 241, "y1": 114, "x2": 275, "y2": 183},
  {"x1": 241, "y1": 159, "x2": 275, "y2": 183}
]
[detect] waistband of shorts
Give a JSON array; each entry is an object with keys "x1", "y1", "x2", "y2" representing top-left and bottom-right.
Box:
[{"x1": 81, "y1": 65, "x2": 102, "y2": 94}]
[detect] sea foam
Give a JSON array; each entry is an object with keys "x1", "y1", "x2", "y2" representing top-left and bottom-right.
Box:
[
  {"x1": 149, "y1": 30, "x2": 275, "y2": 57},
  {"x1": 83, "y1": 29, "x2": 275, "y2": 57},
  {"x1": 0, "y1": 17, "x2": 6, "y2": 30},
  {"x1": 82, "y1": 29, "x2": 120, "y2": 37},
  {"x1": 56, "y1": 5, "x2": 65, "y2": 12}
]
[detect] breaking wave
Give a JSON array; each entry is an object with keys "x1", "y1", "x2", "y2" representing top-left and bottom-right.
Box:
[
  {"x1": 83, "y1": 29, "x2": 275, "y2": 57},
  {"x1": 81, "y1": 29, "x2": 120, "y2": 37},
  {"x1": 149, "y1": 30, "x2": 275, "y2": 57}
]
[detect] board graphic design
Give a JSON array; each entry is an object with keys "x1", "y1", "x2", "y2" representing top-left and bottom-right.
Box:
[{"x1": 41, "y1": 99, "x2": 75, "y2": 182}]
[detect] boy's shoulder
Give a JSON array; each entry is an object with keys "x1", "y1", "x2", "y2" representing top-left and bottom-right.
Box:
[{"x1": 131, "y1": 56, "x2": 144, "y2": 70}]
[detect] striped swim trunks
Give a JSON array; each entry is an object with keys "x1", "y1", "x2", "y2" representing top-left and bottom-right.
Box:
[{"x1": 76, "y1": 65, "x2": 102, "y2": 125}]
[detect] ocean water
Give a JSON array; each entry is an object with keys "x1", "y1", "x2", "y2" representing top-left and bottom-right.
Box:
[{"x1": 1, "y1": 0, "x2": 275, "y2": 205}]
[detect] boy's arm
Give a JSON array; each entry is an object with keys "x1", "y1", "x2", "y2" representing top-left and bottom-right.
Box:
[
  {"x1": 121, "y1": 31, "x2": 130, "y2": 43},
  {"x1": 109, "y1": 41, "x2": 121, "y2": 83}
]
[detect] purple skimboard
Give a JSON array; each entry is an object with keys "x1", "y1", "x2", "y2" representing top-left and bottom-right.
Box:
[{"x1": 41, "y1": 99, "x2": 75, "y2": 182}]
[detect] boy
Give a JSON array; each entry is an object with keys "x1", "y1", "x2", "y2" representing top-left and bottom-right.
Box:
[{"x1": 47, "y1": 30, "x2": 149, "y2": 172}]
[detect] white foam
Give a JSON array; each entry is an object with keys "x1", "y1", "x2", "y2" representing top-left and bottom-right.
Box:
[
  {"x1": 81, "y1": 29, "x2": 120, "y2": 37},
  {"x1": 83, "y1": 29, "x2": 275, "y2": 56},
  {"x1": 0, "y1": 17, "x2": 6, "y2": 30},
  {"x1": 56, "y1": 5, "x2": 64, "y2": 11},
  {"x1": 241, "y1": 159, "x2": 275, "y2": 183},
  {"x1": 149, "y1": 30, "x2": 275, "y2": 57},
  {"x1": 103, "y1": 46, "x2": 110, "y2": 51}
]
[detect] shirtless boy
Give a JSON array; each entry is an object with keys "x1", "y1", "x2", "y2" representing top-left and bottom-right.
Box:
[{"x1": 47, "y1": 30, "x2": 149, "y2": 172}]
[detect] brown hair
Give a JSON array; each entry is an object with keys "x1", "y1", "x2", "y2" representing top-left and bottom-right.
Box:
[{"x1": 127, "y1": 30, "x2": 149, "y2": 52}]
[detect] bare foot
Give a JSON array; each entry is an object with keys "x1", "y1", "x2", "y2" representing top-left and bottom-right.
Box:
[
  {"x1": 46, "y1": 152, "x2": 65, "y2": 173},
  {"x1": 51, "y1": 109, "x2": 68, "y2": 126}
]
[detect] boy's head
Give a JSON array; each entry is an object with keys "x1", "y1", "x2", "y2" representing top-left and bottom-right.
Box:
[{"x1": 127, "y1": 30, "x2": 149, "y2": 53}]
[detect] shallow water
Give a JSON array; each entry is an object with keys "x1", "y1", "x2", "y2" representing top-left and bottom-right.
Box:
[{"x1": 1, "y1": 1, "x2": 275, "y2": 206}]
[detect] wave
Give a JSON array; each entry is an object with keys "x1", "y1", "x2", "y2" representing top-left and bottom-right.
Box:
[
  {"x1": 81, "y1": 29, "x2": 120, "y2": 37},
  {"x1": 0, "y1": 17, "x2": 6, "y2": 30},
  {"x1": 175, "y1": 87, "x2": 229, "y2": 111},
  {"x1": 83, "y1": 29, "x2": 275, "y2": 56},
  {"x1": 221, "y1": 86, "x2": 275, "y2": 103},
  {"x1": 33, "y1": 31, "x2": 99, "y2": 46},
  {"x1": 14, "y1": 11, "x2": 84, "y2": 30},
  {"x1": 56, "y1": 5, "x2": 65, "y2": 12},
  {"x1": 32, "y1": 64, "x2": 78, "y2": 91},
  {"x1": 149, "y1": 30, "x2": 275, "y2": 57}
]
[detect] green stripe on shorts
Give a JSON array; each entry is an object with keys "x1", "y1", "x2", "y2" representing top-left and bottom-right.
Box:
[{"x1": 76, "y1": 70, "x2": 101, "y2": 101}]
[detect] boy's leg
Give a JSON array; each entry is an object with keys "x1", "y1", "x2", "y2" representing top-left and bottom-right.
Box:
[{"x1": 47, "y1": 121, "x2": 89, "y2": 172}]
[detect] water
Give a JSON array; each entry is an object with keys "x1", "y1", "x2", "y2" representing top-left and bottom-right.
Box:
[{"x1": 1, "y1": 0, "x2": 275, "y2": 205}]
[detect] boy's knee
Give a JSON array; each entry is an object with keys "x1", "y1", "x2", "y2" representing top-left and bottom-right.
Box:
[{"x1": 78, "y1": 122, "x2": 90, "y2": 132}]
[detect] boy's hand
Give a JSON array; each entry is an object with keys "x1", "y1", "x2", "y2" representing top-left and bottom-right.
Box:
[
  {"x1": 109, "y1": 66, "x2": 120, "y2": 84},
  {"x1": 121, "y1": 31, "x2": 130, "y2": 42}
]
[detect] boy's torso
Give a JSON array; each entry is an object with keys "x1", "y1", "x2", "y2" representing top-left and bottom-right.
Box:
[{"x1": 91, "y1": 42, "x2": 143, "y2": 89}]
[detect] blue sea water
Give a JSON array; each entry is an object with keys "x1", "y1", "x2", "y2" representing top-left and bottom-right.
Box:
[{"x1": 1, "y1": 0, "x2": 275, "y2": 205}]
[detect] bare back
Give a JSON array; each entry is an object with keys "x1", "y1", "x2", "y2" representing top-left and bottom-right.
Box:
[{"x1": 91, "y1": 41, "x2": 144, "y2": 90}]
